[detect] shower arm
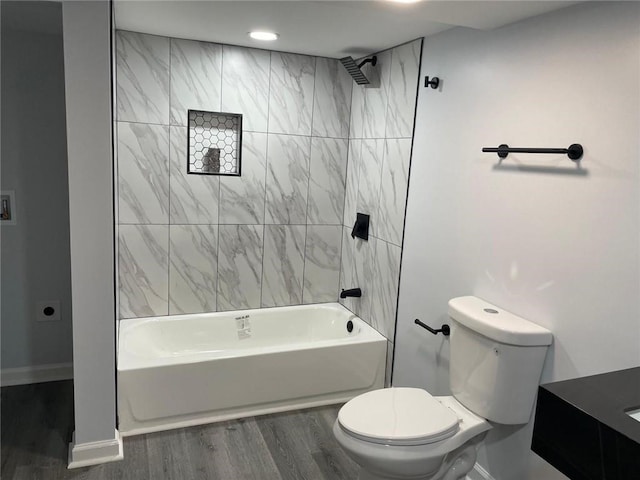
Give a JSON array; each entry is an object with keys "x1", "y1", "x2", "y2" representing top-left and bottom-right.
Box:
[{"x1": 358, "y1": 56, "x2": 377, "y2": 69}]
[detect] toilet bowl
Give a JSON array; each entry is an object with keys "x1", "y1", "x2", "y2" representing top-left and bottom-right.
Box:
[
  {"x1": 333, "y1": 388, "x2": 490, "y2": 480},
  {"x1": 333, "y1": 296, "x2": 553, "y2": 480}
]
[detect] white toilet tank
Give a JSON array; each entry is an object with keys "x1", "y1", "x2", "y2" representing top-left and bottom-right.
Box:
[{"x1": 448, "y1": 296, "x2": 553, "y2": 425}]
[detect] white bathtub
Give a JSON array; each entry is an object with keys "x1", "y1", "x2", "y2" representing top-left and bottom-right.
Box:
[{"x1": 117, "y1": 303, "x2": 387, "y2": 436}]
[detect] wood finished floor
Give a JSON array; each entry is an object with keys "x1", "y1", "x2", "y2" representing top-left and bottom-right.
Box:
[{"x1": 1, "y1": 380, "x2": 360, "y2": 480}]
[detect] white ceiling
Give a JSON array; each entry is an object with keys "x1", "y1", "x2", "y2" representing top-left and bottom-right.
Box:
[{"x1": 114, "y1": 0, "x2": 577, "y2": 58}]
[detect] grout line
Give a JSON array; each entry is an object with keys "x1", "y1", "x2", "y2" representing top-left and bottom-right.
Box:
[
  {"x1": 376, "y1": 49, "x2": 394, "y2": 246},
  {"x1": 337, "y1": 224, "x2": 345, "y2": 300},
  {"x1": 219, "y1": 43, "x2": 224, "y2": 112},
  {"x1": 117, "y1": 222, "x2": 344, "y2": 227},
  {"x1": 341, "y1": 59, "x2": 355, "y2": 140},
  {"x1": 259, "y1": 51, "x2": 274, "y2": 308},
  {"x1": 373, "y1": 140, "x2": 388, "y2": 243},
  {"x1": 216, "y1": 44, "x2": 224, "y2": 313},
  {"x1": 167, "y1": 38, "x2": 173, "y2": 316},
  {"x1": 337, "y1": 224, "x2": 403, "y2": 250},
  {"x1": 383, "y1": 47, "x2": 395, "y2": 140},
  {"x1": 260, "y1": 224, "x2": 268, "y2": 308},
  {"x1": 301, "y1": 224, "x2": 309, "y2": 305},
  {"x1": 263, "y1": 52, "x2": 272, "y2": 225},
  {"x1": 116, "y1": 119, "x2": 357, "y2": 140},
  {"x1": 306, "y1": 56, "x2": 318, "y2": 226},
  {"x1": 300, "y1": 57, "x2": 319, "y2": 304},
  {"x1": 377, "y1": 49, "x2": 395, "y2": 242},
  {"x1": 301, "y1": 214, "x2": 310, "y2": 305},
  {"x1": 215, "y1": 223, "x2": 220, "y2": 313}
]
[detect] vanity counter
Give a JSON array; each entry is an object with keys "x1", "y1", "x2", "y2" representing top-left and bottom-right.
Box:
[{"x1": 532, "y1": 366, "x2": 640, "y2": 479}]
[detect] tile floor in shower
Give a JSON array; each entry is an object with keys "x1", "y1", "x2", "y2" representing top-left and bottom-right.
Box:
[{"x1": 1, "y1": 380, "x2": 358, "y2": 479}]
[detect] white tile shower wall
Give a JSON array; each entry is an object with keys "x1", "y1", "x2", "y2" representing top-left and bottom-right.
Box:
[
  {"x1": 169, "y1": 125, "x2": 220, "y2": 224},
  {"x1": 312, "y1": 58, "x2": 352, "y2": 139},
  {"x1": 116, "y1": 31, "x2": 169, "y2": 125},
  {"x1": 378, "y1": 139, "x2": 412, "y2": 246},
  {"x1": 220, "y1": 46, "x2": 270, "y2": 133},
  {"x1": 264, "y1": 134, "x2": 311, "y2": 225},
  {"x1": 307, "y1": 138, "x2": 348, "y2": 225},
  {"x1": 169, "y1": 39, "x2": 222, "y2": 126},
  {"x1": 268, "y1": 52, "x2": 316, "y2": 136},
  {"x1": 118, "y1": 224, "x2": 169, "y2": 318},
  {"x1": 339, "y1": 39, "x2": 423, "y2": 344},
  {"x1": 117, "y1": 122, "x2": 170, "y2": 224},
  {"x1": 219, "y1": 131, "x2": 267, "y2": 225},
  {"x1": 217, "y1": 224, "x2": 264, "y2": 311},
  {"x1": 357, "y1": 139, "x2": 385, "y2": 236},
  {"x1": 303, "y1": 225, "x2": 343, "y2": 304},
  {"x1": 386, "y1": 42, "x2": 421, "y2": 139},
  {"x1": 169, "y1": 224, "x2": 218, "y2": 315},
  {"x1": 116, "y1": 31, "x2": 352, "y2": 318},
  {"x1": 261, "y1": 225, "x2": 306, "y2": 307},
  {"x1": 362, "y1": 50, "x2": 392, "y2": 140}
]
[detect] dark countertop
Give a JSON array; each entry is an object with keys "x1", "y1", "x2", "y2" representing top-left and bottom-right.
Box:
[
  {"x1": 541, "y1": 366, "x2": 640, "y2": 445},
  {"x1": 533, "y1": 367, "x2": 640, "y2": 479}
]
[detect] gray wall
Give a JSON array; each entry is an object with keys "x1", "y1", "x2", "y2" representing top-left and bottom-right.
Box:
[
  {"x1": 115, "y1": 32, "x2": 353, "y2": 318},
  {"x1": 62, "y1": 0, "x2": 117, "y2": 445},
  {"x1": 338, "y1": 39, "x2": 422, "y2": 377},
  {"x1": 394, "y1": 2, "x2": 640, "y2": 479},
  {"x1": 0, "y1": 1, "x2": 72, "y2": 370}
]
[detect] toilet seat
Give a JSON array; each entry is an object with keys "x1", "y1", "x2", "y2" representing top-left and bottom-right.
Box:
[{"x1": 338, "y1": 388, "x2": 460, "y2": 446}]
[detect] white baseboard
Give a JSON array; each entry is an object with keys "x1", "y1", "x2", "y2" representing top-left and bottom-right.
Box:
[
  {"x1": 467, "y1": 463, "x2": 497, "y2": 480},
  {"x1": 1, "y1": 362, "x2": 73, "y2": 387},
  {"x1": 68, "y1": 429, "x2": 123, "y2": 468}
]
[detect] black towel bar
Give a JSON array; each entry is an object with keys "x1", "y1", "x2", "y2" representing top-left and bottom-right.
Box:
[{"x1": 482, "y1": 143, "x2": 583, "y2": 161}]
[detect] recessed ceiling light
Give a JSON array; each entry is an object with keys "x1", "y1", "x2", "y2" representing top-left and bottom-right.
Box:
[
  {"x1": 388, "y1": 0, "x2": 422, "y2": 3},
  {"x1": 248, "y1": 31, "x2": 279, "y2": 41}
]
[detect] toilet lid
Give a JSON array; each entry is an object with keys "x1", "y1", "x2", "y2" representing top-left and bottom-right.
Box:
[{"x1": 338, "y1": 388, "x2": 459, "y2": 446}]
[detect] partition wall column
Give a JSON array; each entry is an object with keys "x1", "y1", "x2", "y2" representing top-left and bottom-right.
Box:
[{"x1": 62, "y1": 0, "x2": 122, "y2": 467}]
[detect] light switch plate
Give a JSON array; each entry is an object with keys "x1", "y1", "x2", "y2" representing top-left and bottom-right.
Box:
[{"x1": 0, "y1": 190, "x2": 17, "y2": 226}]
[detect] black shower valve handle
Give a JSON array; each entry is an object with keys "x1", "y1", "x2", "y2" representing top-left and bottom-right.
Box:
[
  {"x1": 351, "y1": 213, "x2": 370, "y2": 241},
  {"x1": 414, "y1": 318, "x2": 450, "y2": 336}
]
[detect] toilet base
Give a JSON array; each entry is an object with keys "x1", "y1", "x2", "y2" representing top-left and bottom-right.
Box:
[{"x1": 351, "y1": 434, "x2": 485, "y2": 480}]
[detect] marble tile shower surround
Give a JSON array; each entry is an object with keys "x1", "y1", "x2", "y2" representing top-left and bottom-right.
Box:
[
  {"x1": 118, "y1": 122, "x2": 169, "y2": 225},
  {"x1": 265, "y1": 134, "x2": 312, "y2": 225},
  {"x1": 339, "y1": 39, "x2": 422, "y2": 342},
  {"x1": 261, "y1": 225, "x2": 306, "y2": 307},
  {"x1": 116, "y1": 32, "x2": 169, "y2": 125},
  {"x1": 115, "y1": 31, "x2": 356, "y2": 318}
]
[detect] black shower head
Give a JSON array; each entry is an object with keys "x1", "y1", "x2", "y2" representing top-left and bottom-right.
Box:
[{"x1": 340, "y1": 55, "x2": 377, "y2": 85}]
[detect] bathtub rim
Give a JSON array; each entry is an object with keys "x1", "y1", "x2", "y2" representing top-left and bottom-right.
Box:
[
  {"x1": 117, "y1": 302, "x2": 386, "y2": 371},
  {"x1": 119, "y1": 301, "x2": 354, "y2": 325}
]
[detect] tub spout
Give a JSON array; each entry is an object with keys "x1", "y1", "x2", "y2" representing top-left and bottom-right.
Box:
[{"x1": 340, "y1": 288, "x2": 362, "y2": 299}]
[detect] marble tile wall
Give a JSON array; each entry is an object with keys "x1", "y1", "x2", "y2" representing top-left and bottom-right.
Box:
[
  {"x1": 115, "y1": 31, "x2": 353, "y2": 318},
  {"x1": 339, "y1": 39, "x2": 423, "y2": 352}
]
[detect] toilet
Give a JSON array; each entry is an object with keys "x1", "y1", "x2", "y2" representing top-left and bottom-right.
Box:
[{"x1": 333, "y1": 296, "x2": 553, "y2": 480}]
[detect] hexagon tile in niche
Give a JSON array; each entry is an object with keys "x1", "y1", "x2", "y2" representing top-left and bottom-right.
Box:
[{"x1": 187, "y1": 110, "x2": 242, "y2": 176}]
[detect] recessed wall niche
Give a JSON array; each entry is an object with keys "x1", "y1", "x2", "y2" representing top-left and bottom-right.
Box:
[{"x1": 187, "y1": 110, "x2": 242, "y2": 176}]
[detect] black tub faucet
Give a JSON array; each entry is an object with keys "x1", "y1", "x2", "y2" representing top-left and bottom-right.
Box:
[{"x1": 340, "y1": 288, "x2": 362, "y2": 299}]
